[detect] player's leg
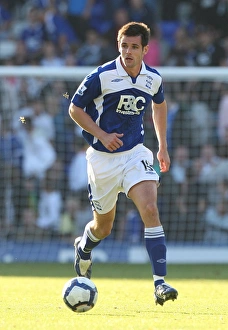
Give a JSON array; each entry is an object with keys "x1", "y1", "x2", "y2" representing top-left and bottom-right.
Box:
[
  {"x1": 128, "y1": 180, "x2": 178, "y2": 305},
  {"x1": 75, "y1": 146, "x2": 120, "y2": 278},
  {"x1": 74, "y1": 206, "x2": 116, "y2": 278},
  {"x1": 128, "y1": 180, "x2": 166, "y2": 281}
]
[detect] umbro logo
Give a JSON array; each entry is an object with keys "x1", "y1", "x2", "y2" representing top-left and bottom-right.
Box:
[
  {"x1": 111, "y1": 78, "x2": 123, "y2": 82},
  {"x1": 157, "y1": 259, "x2": 166, "y2": 263}
]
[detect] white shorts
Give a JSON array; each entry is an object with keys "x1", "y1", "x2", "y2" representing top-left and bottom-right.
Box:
[{"x1": 86, "y1": 144, "x2": 159, "y2": 214}]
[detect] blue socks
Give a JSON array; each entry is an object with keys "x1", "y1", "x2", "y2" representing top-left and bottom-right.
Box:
[
  {"x1": 78, "y1": 223, "x2": 167, "y2": 288},
  {"x1": 78, "y1": 222, "x2": 101, "y2": 260},
  {"x1": 144, "y1": 226, "x2": 167, "y2": 287}
]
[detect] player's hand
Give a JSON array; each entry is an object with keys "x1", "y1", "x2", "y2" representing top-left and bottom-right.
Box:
[
  {"x1": 100, "y1": 133, "x2": 124, "y2": 152},
  {"x1": 157, "y1": 149, "x2": 170, "y2": 173}
]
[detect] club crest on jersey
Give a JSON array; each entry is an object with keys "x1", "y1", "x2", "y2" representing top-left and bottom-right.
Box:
[
  {"x1": 116, "y1": 95, "x2": 146, "y2": 115},
  {"x1": 146, "y1": 75, "x2": 153, "y2": 89}
]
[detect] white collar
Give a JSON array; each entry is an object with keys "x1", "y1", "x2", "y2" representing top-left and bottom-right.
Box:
[{"x1": 116, "y1": 56, "x2": 147, "y2": 77}]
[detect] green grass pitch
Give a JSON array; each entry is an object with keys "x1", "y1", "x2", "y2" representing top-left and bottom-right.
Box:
[{"x1": 1, "y1": 263, "x2": 228, "y2": 330}]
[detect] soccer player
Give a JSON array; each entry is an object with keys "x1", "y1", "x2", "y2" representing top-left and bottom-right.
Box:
[{"x1": 69, "y1": 22, "x2": 178, "y2": 306}]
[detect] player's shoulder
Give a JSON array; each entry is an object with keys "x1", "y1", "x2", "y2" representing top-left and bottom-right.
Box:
[
  {"x1": 85, "y1": 59, "x2": 117, "y2": 81},
  {"x1": 144, "y1": 63, "x2": 162, "y2": 78},
  {"x1": 97, "y1": 59, "x2": 117, "y2": 74}
]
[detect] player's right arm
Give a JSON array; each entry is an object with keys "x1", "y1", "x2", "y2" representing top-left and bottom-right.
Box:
[{"x1": 69, "y1": 103, "x2": 123, "y2": 152}]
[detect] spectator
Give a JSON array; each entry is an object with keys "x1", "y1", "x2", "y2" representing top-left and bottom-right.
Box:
[
  {"x1": 221, "y1": 36, "x2": 228, "y2": 66},
  {"x1": 64, "y1": 51, "x2": 77, "y2": 66},
  {"x1": 192, "y1": 0, "x2": 216, "y2": 28},
  {"x1": 195, "y1": 143, "x2": 228, "y2": 208},
  {"x1": 189, "y1": 99, "x2": 213, "y2": 157},
  {"x1": 170, "y1": 145, "x2": 190, "y2": 191},
  {"x1": 160, "y1": 0, "x2": 183, "y2": 21},
  {"x1": 59, "y1": 190, "x2": 93, "y2": 239},
  {"x1": 0, "y1": 157, "x2": 6, "y2": 232},
  {"x1": 20, "y1": 175, "x2": 39, "y2": 236},
  {"x1": 105, "y1": 6, "x2": 129, "y2": 45},
  {"x1": 185, "y1": 158, "x2": 208, "y2": 241},
  {"x1": 66, "y1": 0, "x2": 94, "y2": 43},
  {"x1": 99, "y1": 34, "x2": 119, "y2": 64},
  {"x1": 68, "y1": 137, "x2": 88, "y2": 193},
  {"x1": 128, "y1": 0, "x2": 157, "y2": 30},
  {"x1": 193, "y1": 25, "x2": 226, "y2": 67},
  {"x1": 217, "y1": 126, "x2": 228, "y2": 158},
  {"x1": 32, "y1": 97, "x2": 55, "y2": 141},
  {"x1": 43, "y1": 91, "x2": 75, "y2": 171},
  {"x1": 42, "y1": 3, "x2": 78, "y2": 55},
  {"x1": 157, "y1": 171, "x2": 180, "y2": 241},
  {"x1": 59, "y1": 194, "x2": 80, "y2": 238},
  {"x1": 40, "y1": 40, "x2": 65, "y2": 66},
  {"x1": 124, "y1": 208, "x2": 143, "y2": 243},
  {"x1": 204, "y1": 179, "x2": 228, "y2": 244},
  {"x1": 31, "y1": 0, "x2": 66, "y2": 13},
  {"x1": 0, "y1": 118, "x2": 24, "y2": 228},
  {"x1": 213, "y1": 0, "x2": 228, "y2": 38},
  {"x1": 165, "y1": 93, "x2": 191, "y2": 155},
  {"x1": 20, "y1": 6, "x2": 47, "y2": 58},
  {"x1": 76, "y1": 29, "x2": 102, "y2": 66},
  {"x1": 143, "y1": 26, "x2": 161, "y2": 67},
  {"x1": 166, "y1": 96, "x2": 181, "y2": 153},
  {"x1": 19, "y1": 116, "x2": 56, "y2": 180},
  {"x1": 164, "y1": 26, "x2": 195, "y2": 66},
  {"x1": 176, "y1": 1, "x2": 193, "y2": 26},
  {"x1": 196, "y1": 144, "x2": 220, "y2": 185},
  {"x1": 89, "y1": 0, "x2": 112, "y2": 35},
  {"x1": 36, "y1": 163, "x2": 63, "y2": 231},
  {"x1": 193, "y1": 0, "x2": 228, "y2": 39},
  {"x1": 0, "y1": 58, "x2": 21, "y2": 115},
  {"x1": 0, "y1": 2, "x2": 12, "y2": 40},
  {"x1": 217, "y1": 88, "x2": 228, "y2": 142},
  {"x1": 14, "y1": 73, "x2": 47, "y2": 104},
  {"x1": 71, "y1": 191, "x2": 93, "y2": 236},
  {"x1": 170, "y1": 145, "x2": 190, "y2": 236},
  {"x1": 12, "y1": 40, "x2": 28, "y2": 65},
  {"x1": 13, "y1": 98, "x2": 34, "y2": 133}
]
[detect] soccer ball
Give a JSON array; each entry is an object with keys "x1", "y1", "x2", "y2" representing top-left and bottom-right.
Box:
[{"x1": 62, "y1": 277, "x2": 98, "y2": 313}]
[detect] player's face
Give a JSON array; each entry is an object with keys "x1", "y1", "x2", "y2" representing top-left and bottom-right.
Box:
[{"x1": 118, "y1": 35, "x2": 148, "y2": 77}]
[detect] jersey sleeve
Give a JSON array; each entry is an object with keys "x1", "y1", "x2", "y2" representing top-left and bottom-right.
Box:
[
  {"x1": 71, "y1": 69, "x2": 101, "y2": 109},
  {"x1": 152, "y1": 82, "x2": 165, "y2": 104}
]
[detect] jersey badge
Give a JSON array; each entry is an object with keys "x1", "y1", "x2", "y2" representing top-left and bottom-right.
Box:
[
  {"x1": 77, "y1": 84, "x2": 87, "y2": 96},
  {"x1": 146, "y1": 75, "x2": 153, "y2": 89}
]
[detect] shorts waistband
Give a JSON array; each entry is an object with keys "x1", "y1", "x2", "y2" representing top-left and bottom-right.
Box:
[{"x1": 87, "y1": 144, "x2": 144, "y2": 158}]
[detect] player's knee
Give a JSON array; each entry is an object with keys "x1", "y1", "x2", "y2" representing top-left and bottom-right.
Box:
[
  {"x1": 93, "y1": 223, "x2": 113, "y2": 239},
  {"x1": 143, "y1": 202, "x2": 159, "y2": 219},
  {"x1": 98, "y1": 227, "x2": 112, "y2": 239}
]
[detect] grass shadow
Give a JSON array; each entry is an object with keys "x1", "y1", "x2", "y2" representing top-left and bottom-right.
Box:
[{"x1": 0, "y1": 263, "x2": 228, "y2": 279}]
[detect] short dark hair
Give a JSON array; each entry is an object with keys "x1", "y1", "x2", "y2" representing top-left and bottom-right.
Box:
[{"x1": 117, "y1": 22, "x2": 150, "y2": 48}]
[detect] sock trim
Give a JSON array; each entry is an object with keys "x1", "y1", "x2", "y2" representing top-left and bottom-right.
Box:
[{"x1": 144, "y1": 226, "x2": 164, "y2": 239}]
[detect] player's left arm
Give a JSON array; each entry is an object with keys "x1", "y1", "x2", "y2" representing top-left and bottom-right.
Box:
[{"x1": 152, "y1": 100, "x2": 170, "y2": 173}]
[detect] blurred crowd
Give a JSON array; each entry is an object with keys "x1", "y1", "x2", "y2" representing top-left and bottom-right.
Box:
[
  {"x1": 0, "y1": 0, "x2": 228, "y2": 245},
  {"x1": 0, "y1": 0, "x2": 228, "y2": 67}
]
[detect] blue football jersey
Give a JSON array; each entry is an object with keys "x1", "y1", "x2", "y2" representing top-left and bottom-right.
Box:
[{"x1": 71, "y1": 56, "x2": 164, "y2": 152}]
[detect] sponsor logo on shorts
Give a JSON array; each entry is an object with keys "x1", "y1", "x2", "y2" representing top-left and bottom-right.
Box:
[
  {"x1": 141, "y1": 160, "x2": 156, "y2": 174},
  {"x1": 93, "y1": 200, "x2": 102, "y2": 211}
]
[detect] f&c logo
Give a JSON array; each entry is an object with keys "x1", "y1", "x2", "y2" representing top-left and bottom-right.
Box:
[{"x1": 116, "y1": 95, "x2": 146, "y2": 115}]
